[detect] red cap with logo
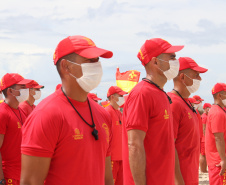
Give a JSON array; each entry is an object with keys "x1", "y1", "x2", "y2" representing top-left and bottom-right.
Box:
[
  {"x1": 53, "y1": 35, "x2": 113, "y2": 64},
  {"x1": 137, "y1": 38, "x2": 184, "y2": 66},
  {"x1": 0, "y1": 73, "x2": 33, "y2": 91},
  {"x1": 179, "y1": 57, "x2": 208, "y2": 73},
  {"x1": 107, "y1": 86, "x2": 128, "y2": 97},
  {"x1": 88, "y1": 93, "x2": 102, "y2": 101},
  {"x1": 193, "y1": 95, "x2": 204, "y2": 101},
  {"x1": 212, "y1": 83, "x2": 226, "y2": 94},
  {"x1": 203, "y1": 103, "x2": 212, "y2": 109}
]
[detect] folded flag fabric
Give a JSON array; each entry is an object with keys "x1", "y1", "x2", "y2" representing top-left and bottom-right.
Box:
[
  {"x1": 101, "y1": 100, "x2": 110, "y2": 107},
  {"x1": 116, "y1": 67, "x2": 140, "y2": 93}
]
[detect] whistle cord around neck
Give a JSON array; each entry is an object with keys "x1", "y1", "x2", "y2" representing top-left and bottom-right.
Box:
[
  {"x1": 216, "y1": 104, "x2": 226, "y2": 113},
  {"x1": 142, "y1": 78, "x2": 172, "y2": 104},
  {"x1": 173, "y1": 89, "x2": 197, "y2": 114},
  {"x1": 61, "y1": 88, "x2": 99, "y2": 140}
]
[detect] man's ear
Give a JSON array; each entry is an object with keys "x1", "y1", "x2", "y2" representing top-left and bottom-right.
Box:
[{"x1": 61, "y1": 59, "x2": 70, "y2": 74}]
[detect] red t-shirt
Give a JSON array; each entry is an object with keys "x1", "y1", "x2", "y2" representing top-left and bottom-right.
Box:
[
  {"x1": 105, "y1": 105, "x2": 122, "y2": 161},
  {"x1": 19, "y1": 101, "x2": 36, "y2": 117},
  {"x1": 197, "y1": 111, "x2": 203, "y2": 141},
  {"x1": 0, "y1": 102, "x2": 27, "y2": 180},
  {"x1": 122, "y1": 81, "x2": 175, "y2": 185},
  {"x1": 168, "y1": 92, "x2": 199, "y2": 185},
  {"x1": 205, "y1": 105, "x2": 226, "y2": 166},
  {"x1": 201, "y1": 113, "x2": 208, "y2": 142},
  {"x1": 21, "y1": 89, "x2": 111, "y2": 184}
]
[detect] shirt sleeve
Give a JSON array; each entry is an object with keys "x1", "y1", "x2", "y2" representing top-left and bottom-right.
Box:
[
  {"x1": 211, "y1": 112, "x2": 225, "y2": 134},
  {"x1": 21, "y1": 110, "x2": 62, "y2": 158},
  {"x1": 170, "y1": 102, "x2": 182, "y2": 139},
  {"x1": 0, "y1": 112, "x2": 8, "y2": 135},
  {"x1": 124, "y1": 91, "x2": 151, "y2": 133},
  {"x1": 202, "y1": 115, "x2": 207, "y2": 124}
]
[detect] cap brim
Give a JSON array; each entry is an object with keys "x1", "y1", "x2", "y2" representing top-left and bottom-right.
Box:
[
  {"x1": 164, "y1": 45, "x2": 184, "y2": 53},
  {"x1": 34, "y1": 85, "x2": 44, "y2": 89},
  {"x1": 16, "y1": 79, "x2": 33, "y2": 85},
  {"x1": 118, "y1": 90, "x2": 128, "y2": 96},
  {"x1": 192, "y1": 66, "x2": 208, "y2": 73},
  {"x1": 93, "y1": 97, "x2": 102, "y2": 100},
  {"x1": 76, "y1": 47, "x2": 113, "y2": 59}
]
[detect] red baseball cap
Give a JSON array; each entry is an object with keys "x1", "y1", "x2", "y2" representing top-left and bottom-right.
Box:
[
  {"x1": 0, "y1": 73, "x2": 33, "y2": 91},
  {"x1": 107, "y1": 86, "x2": 128, "y2": 97},
  {"x1": 53, "y1": 35, "x2": 113, "y2": 64},
  {"x1": 212, "y1": 83, "x2": 226, "y2": 94},
  {"x1": 88, "y1": 93, "x2": 102, "y2": 101},
  {"x1": 203, "y1": 103, "x2": 212, "y2": 109},
  {"x1": 137, "y1": 38, "x2": 184, "y2": 66},
  {"x1": 27, "y1": 80, "x2": 44, "y2": 89},
  {"x1": 193, "y1": 95, "x2": 204, "y2": 101},
  {"x1": 179, "y1": 57, "x2": 208, "y2": 73},
  {"x1": 188, "y1": 97, "x2": 199, "y2": 104}
]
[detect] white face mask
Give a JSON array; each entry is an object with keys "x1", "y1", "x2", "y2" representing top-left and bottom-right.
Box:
[
  {"x1": 33, "y1": 91, "x2": 41, "y2": 100},
  {"x1": 194, "y1": 102, "x2": 202, "y2": 110},
  {"x1": 158, "y1": 59, "x2": 180, "y2": 81},
  {"x1": 116, "y1": 97, "x2": 125, "y2": 107},
  {"x1": 0, "y1": 93, "x2": 3, "y2": 100},
  {"x1": 13, "y1": 89, "x2": 29, "y2": 103},
  {"x1": 68, "y1": 60, "x2": 103, "y2": 92},
  {"x1": 220, "y1": 94, "x2": 226, "y2": 106},
  {"x1": 197, "y1": 102, "x2": 202, "y2": 109},
  {"x1": 184, "y1": 74, "x2": 201, "y2": 94}
]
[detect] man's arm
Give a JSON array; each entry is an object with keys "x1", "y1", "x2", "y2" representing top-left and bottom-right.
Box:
[
  {"x1": 105, "y1": 156, "x2": 114, "y2": 185},
  {"x1": 203, "y1": 124, "x2": 206, "y2": 136},
  {"x1": 174, "y1": 140, "x2": 185, "y2": 185},
  {"x1": 127, "y1": 129, "x2": 146, "y2": 185},
  {"x1": 20, "y1": 154, "x2": 51, "y2": 185},
  {"x1": 214, "y1": 132, "x2": 226, "y2": 176},
  {"x1": 0, "y1": 134, "x2": 5, "y2": 180}
]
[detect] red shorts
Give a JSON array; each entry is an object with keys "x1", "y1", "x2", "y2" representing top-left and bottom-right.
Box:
[
  {"x1": 112, "y1": 160, "x2": 123, "y2": 185},
  {"x1": 208, "y1": 166, "x2": 226, "y2": 185},
  {"x1": 5, "y1": 178, "x2": 20, "y2": 185},
  {"x1": 200, "y1": 141, "x2": 205, "y2": 155}
]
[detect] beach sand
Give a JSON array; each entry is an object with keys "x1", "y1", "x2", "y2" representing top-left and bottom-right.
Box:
[{"x1": 199, "y1": 169, "x2": 209, "y2": 185}]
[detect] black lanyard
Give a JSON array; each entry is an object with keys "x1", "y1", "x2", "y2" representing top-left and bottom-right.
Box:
[
  {"x1": 61, "y1": 88, "x2": 98, "y2": 140},
  {"x1": 7, "y1": 103, "x2": 23, "y2": 125},
  {"x1": 142, "y1": 78, "x2": 172, "y2": 104},
  {"x1": 110, "y1": 105, "x2": 122, "y2": 124},
  {"x1": 216, "y1": 104, "x2": 226, "y2": 113},
  {"x1": 173, "y1": 89, "x2": 197, "y2": 114}
]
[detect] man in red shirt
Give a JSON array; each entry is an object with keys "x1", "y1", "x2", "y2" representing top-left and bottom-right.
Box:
[
  {"x1": 19, "y1": 80, "x2": 44, "y2": 117},
  {"x1": 88, "y1": 92, "x2": 102, "y2": 103},
  {"x1": 105, "y1": 86, "x2": 127, "y2": 185},
  {"x1": 206, "y1": 83, "x2": 226, "y2": 185},
  {"x1": 123, "y1": 38, "x2": 184, "y2": 185},
  {"x1": 0, "y1": 73, "x2": 32, "y2": 185},
  {"x1": 21, "y1": 35, "x2": 114, "y2": 185},
  {"x1": 200, "y1": 103, "x2": 212, "y2": 173},
  {"x1": 168, "y1": 57, "x2": 208, "y2": 185}
]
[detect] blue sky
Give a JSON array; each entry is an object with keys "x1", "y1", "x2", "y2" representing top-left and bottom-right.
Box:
[{"x1": 0, "y1": 0, "x2": 226, "y2": 104}]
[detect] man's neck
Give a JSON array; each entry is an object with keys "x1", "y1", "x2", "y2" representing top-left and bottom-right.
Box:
[
  {"x1": 5, "y1": 98, "x2": 19, "y2": 109},
  {"x1": 27, "y1": 96, "x2": 35, "y2": 106},
  {"x1": 171, "y1": 84, "x2": 190, "y2": 99},
  {"x1": 145, "y1": 74, "x2": 166, "y2": 89},
  {"x1": 215, "y1": 99, "x2": 224, "y2": 109},
  {"x1": 110, "y1": 101, "x2": 119, "y2": 110},
  {"x1": 62, "y1": 80, "x2": 88, "y2": 102}
]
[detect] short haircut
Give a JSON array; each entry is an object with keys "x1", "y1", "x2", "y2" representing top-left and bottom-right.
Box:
[{"x1": 2, "y1": 84, "x2": 17, "y2": 98}]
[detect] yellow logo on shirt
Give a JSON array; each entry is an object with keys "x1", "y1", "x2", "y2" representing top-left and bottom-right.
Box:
[
  {"x1": 8, "y1": 179, "x2": 12, "y2": 183},
  {"x1": 116, "y1": 121, "x2": 120, "y2": 125},
  {"x1": 188, "y1": 112, "x2": 192, "y2": 119},
  {"x1": 164, "y1": 110, "x2": 169, "y2": 119},
  {"x1": 102, "y1": 123, "x2": 110, "y2": 144},
  {"x1": 17, "y1": 122, "x2": 22, "y2": 128},
  {"x1": 73, "y1": 128, "x2": 83, "y2": 140}
]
